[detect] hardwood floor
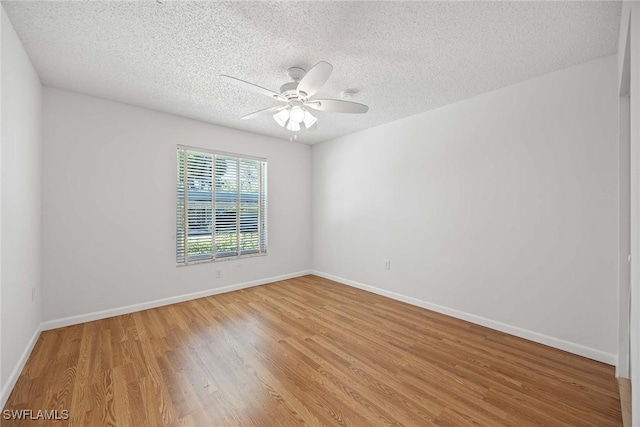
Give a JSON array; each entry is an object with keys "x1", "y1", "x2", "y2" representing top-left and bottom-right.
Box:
[{"x1": 3, "y1": 275, "x2": 621, "y2": 426}]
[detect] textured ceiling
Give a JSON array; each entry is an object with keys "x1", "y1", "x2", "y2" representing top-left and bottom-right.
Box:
[{"x1": 2, "y1": 1, "x2": 621, "y2": 144}]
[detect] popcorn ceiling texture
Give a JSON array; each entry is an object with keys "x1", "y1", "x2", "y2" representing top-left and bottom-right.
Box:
[{"x1": 2, "y1": 1, "x2": 621, "y2": 144}]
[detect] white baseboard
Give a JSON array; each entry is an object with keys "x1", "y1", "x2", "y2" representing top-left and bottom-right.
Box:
[
  {"x1": 310, "y1": 270, "x2": 617, "y2": 365},
  {"x1": 41, "y1": 270, "x2": 312, "y2": 331},
  {"x1": 1, "y1": 325, "x2": 42, "y2": 409}
]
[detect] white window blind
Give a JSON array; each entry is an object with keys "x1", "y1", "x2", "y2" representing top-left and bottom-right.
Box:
[{"x1": 176, "y1": 146, "x2": 267, "y2": 265}]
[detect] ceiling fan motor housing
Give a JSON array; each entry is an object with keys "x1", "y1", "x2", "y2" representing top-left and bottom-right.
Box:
[
  {"x1": 279, "y1": 82, "x2": 300, "y2": 100},
  {"x1": 279, "y1": 67, "x2": 309, "y2": 101}
]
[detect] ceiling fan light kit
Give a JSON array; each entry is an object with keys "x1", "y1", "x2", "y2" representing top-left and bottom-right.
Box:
[
  {"x1": 221, "y1": 61, "x2": 369, "y2": 135},
  {"x1": 271, "y1": 103, "x2": 317, "y2": 131}
]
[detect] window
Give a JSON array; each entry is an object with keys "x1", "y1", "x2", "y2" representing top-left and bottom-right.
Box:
[{"x1": 176, "y1": 146, "x2": 267, "y2": 265}]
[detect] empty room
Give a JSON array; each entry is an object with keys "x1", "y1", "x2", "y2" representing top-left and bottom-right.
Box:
[{"x1": 1, "y1": 0, "x2": 638, "y2": 425}]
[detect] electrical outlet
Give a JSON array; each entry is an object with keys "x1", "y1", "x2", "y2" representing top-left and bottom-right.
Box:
[
  {"x1": 32, "y1": 287, "x2": 36, "y2": 301},
  {"x1": 216, "y1": 269, "x2": 222, "y2": 278},
  {"x1": 384, "y1": 259, "x2": 391, "y2": 270}
]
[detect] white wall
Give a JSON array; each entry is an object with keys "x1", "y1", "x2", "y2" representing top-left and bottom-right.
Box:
[
  {"x1": 624, "y1": 1, "x2": 640, "y2": 421},
  {"x1": 616, "y1": 1, "x2": 631, "y2": 380},
  {"x1": 42, "y1": 88, "x2": 311, "y2": 323},
  {"x1": 312, "y1": 55, "x2": 619, "y2": 362},
  {"x1": 1, "y1": 7, "x2": 42, "y2": 403}
]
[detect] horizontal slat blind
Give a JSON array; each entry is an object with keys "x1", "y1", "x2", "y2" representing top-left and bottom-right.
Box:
[
  {"x1": 239, "y1": 158, "x2": 260, "y2": 255},
  {"x1": 260, "y1": 161, "x2": 268, "y2": 253},
  {"x1": 176, "y1": 149, "x2": 186, "y2": 263},
  {"x1": 177, "y1": 147, "x2": 267, "y2": 265},
  {"x1": 187, "y1": 151, "x2": 214, "y2": 262},
  {"x1": 215, "y1": 155, "x2": 238, "y2": 258}
]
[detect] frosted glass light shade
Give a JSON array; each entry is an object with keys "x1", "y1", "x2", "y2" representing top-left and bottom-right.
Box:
[
  {"x1": 273, "y1": 108, "x2": 290, "y2": 127},
  {"x1": 286, "y1": 120, "x2": 301, "y2": 132},
  {"x1": 289, "y1": 106, "x2": 305, "y2": 123},
  {"x1": 303, "y1": 110, "x2": 317, "y2": 128}
]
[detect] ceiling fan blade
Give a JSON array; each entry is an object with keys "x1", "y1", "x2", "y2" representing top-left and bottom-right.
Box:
[
  {"x1": 241, "y1": 105, "x2": 287, "y2": 120},
  {"x1": 220, "y1": 75, "x2": 285, "y2": 102},
  {"x1": 306, "y1": 99, "x2": 369, "y2": 114},
  {"x1": 296, "y1": 61, "x2": 333, "y2": 98}
]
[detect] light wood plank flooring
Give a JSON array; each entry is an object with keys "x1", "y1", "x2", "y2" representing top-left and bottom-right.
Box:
[{"x1": 3, "y1": 275, "x2": 622, "y2": 426}]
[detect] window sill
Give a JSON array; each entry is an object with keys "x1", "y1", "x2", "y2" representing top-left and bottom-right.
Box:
[{"x1": 176, "y1": 251, "x2": 267, "y2": 267}]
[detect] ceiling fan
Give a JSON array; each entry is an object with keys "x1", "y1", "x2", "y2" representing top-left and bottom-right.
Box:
[{"x1": 220, "y1": 61, "x2": 369, "y2": 132}]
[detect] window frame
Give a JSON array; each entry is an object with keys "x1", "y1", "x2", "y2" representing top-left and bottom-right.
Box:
[{"x1": 176, "y1": 144, "x2": 267, "y2": 266}]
